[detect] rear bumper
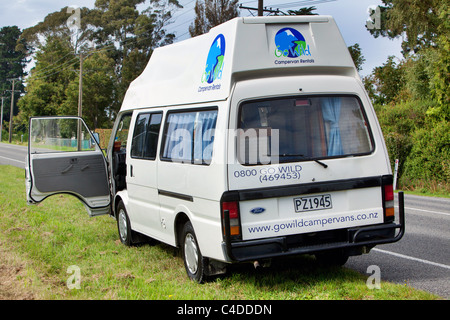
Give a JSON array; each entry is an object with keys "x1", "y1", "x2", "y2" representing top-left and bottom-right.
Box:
[{"x1": 223, "y1": 191, "x2": 405, "y2": 262}]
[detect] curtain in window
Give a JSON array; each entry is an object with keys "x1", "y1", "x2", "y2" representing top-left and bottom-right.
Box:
[
  {"x1": 163, "y1": 113, "x2": 195, "y2": 161},
  {"x1": 321, "y1": 97, "x2": 343, "y2": 156},
  {"x1": 194, "y1": 111, "x2": 217, "y2": 163}
]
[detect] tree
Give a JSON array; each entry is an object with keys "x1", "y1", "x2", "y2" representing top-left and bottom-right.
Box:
[
  {"x1": 189, "y1": 0, "x2": 239, "y2": 37},
  {"x1": 62, "y1": 51, "x2": 116, "y2": 130},
  {"x1": 367, "y1": 0, "x2": 449, "y2": 117},
  {"x1": 18, "y1": 7, "x2": 95, "y2": 56},
  {"x1": 365, "y1": 56, "x2": 405, "y2": 105},
  {"x1": 0, "y1": 26, "x2": 28, "y2": 124},
  {"x1": 17, "y1": 0, "x2": 181, "y2": 126},
  {"x1": 347, "y1": 43, "x2": 365, "y2": 72},
  {"x1": 17, "y1": 36, "x2": 77, "y2": 126},
  {"x1": 90, "y1": 0, "x2": 181, "y2": 114},
  {"x1": 287, "y1": 6, "x2": 318, "y2": 15},
  {"x1": 367, "y1": 0, "x2": 442, "y2": 54}
]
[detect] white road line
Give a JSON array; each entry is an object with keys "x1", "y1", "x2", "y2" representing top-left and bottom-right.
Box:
[
  {"x1": 0, "y1": 143, "x2": 26, "y2": 149},
  {"x1": 373, "y1": 248, "x2": 450, "y2": 270},
  {"x1": 396, "y1": 205, "x2": 450, "y2": 217},
  {"x1": 0, "y1": 155, "x2": 25, "y2": 164}
]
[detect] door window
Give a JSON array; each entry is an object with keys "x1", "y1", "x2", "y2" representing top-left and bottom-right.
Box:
[
  {"x1": 131, "y1": 112, "x2": 162, "y2": 160},
  {"x1": 29, "y1": 117, "x2": 99, "y2": 154}
]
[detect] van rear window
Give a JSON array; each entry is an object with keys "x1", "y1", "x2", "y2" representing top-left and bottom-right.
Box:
[{"x1": 238, "y1": 96, "x2": 374, "y2": 165}]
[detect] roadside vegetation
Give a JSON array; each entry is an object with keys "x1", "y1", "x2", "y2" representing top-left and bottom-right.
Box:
[
  {"x1": 0, "y1": 0, "x2": 447, "y2": 300},
  {"x1": 0, "y1": 165, "x2": 439, "y2": 300},
  {"x1": 363, "y1": 1, "x2": 449, "y2": 197}
]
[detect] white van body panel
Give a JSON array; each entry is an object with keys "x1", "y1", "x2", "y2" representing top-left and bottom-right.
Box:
[
  {"x1": 125, "y1": 110, "x2": 163, "y2": 241},
  {"x1": 156, "y1": 103, "x2": 229, "y2": 259}
]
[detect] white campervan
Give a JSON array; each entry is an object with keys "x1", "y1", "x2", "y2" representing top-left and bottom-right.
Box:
[{"x1": 26, "y1": 16, "x2": 404, "y2": 282}]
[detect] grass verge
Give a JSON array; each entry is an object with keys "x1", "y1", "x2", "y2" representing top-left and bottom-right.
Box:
[{"x1": 0, "y1": 165, "x2": 439, "y2": 300}]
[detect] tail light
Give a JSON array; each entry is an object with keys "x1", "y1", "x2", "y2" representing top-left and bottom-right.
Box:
[
  {"x1": 222, "y1": 201, "x2": 241, "y2": 238},
  {"x1": 383, "y1": 184, "x2": 395, "y2": 221}
]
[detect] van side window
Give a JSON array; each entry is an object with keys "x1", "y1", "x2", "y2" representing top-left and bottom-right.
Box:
[
  {"x1": 162, "y1": 109, "x2": 217, "y2": 165},
  {"x1": 131, "y1": 112, "x2": 162, "y2": 160}
]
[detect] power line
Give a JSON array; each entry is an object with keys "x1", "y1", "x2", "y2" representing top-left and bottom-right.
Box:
[
  {"x1": 25, "y1": 0, "x2": 338, "y2": 82},
  {"x1": 239, "y1": 4, "x2": 282, "y2": 16}
]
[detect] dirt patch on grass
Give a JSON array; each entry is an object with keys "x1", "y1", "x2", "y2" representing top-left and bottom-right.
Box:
[{"x1": 0, "y1": 244, "x2": 36, "y2": 300}]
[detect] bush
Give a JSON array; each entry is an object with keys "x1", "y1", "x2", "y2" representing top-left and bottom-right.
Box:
[
  {"x1": 403, "y1": 120, "x2": 450, "y2": 183},
  {"x1": 374, "y1": 100, "x2": 431, "y2": 177},
  {"x1": 374, "y1": 100, "x2": 449, "y2": 195}
]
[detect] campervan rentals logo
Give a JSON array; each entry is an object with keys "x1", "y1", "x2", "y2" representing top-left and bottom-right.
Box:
[
  {"x1": 199, "y1": 34, "x2": 225, "y2": 92},
  {"x1": 274, "y1": 27, "x2": 314, "y2": 65}
]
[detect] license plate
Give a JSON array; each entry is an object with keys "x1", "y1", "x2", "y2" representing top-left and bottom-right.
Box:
[{"x1": 293, "y1": 194, "x2": 332, "y2": 212}]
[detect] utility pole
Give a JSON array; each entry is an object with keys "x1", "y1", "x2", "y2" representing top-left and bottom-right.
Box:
[
  {"x1": 6, "y1": 78, "x2": 21, "y2": 143},
  {"x1": 77, "y1": 51, "x2": 83, "y2": 151},
  {"x1": 258, "y1": 0, "x2": 263, "y2": 16},
  {"x1": 0, "y1": 96, "x2": 4, "y2": 142},
  {"x1": 78, "y1": 51, "x2": 83, "y2": 119}
]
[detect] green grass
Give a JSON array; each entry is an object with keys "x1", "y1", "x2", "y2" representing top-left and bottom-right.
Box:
[{"x1": 0, "y1": 165, "x2": 440, "y2": 300}]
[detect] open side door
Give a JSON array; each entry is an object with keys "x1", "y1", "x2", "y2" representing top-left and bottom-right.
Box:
[{"x1": 26, "y1": 116, "x2": 111, "y2": 217}]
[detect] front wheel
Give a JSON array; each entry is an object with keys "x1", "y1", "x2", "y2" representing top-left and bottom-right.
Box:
[
  {"x1": 180, "y1": 221, "x2": 207, "y2": 283},
  {"x1": 116, "y1": 201, "x2": 134, "y2": 246}
]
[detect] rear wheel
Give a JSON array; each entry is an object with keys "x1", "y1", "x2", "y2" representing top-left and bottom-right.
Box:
[{"x1": 180, "y1": 221, "x2": 207, "y2": 283}]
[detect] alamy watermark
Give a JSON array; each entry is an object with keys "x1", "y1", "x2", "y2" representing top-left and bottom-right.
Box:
[
  {"x1": 165, "y1": 128, "x2": 280, "y2": 166},
  {"x1": 366, "y1": 265, "x2": 381, "y2": 289},
  {"x1": 66, "y1": 6, "x2": 81, "y2": 30},
  {"x1": 67, "y1": 265, "x2": 81, "y2": 290},
  {"x1": 366, "y1": 5, "x2": 382, "y2": 30}
]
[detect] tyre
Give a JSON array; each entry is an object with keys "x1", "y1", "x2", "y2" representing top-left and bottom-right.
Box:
[
  {"x1": 116, "y1": 201, "x2": 134, "y2": 246},
  {"x1": 180, "y1": 221, "x2": 207, "y2": 283}
]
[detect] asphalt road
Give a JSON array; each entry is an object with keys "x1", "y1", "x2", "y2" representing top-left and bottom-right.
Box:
[
  {"x1": 0, "y1": 142, "x2": 27, "y2": 168},
  {"x1": 1, "y1": 142, "x2": 449, "y2": 298},
  {"x1": 346, "y1": 193, "x2": 450, "y2": 299}
]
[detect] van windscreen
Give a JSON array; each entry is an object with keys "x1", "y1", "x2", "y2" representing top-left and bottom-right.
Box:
[{"x1": 238, "y1": 95, "x2": 374, "y2": 165}]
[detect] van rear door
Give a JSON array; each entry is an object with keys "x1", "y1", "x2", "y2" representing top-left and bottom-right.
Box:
[
  {"x1": 26, "y1": 117, "x2": 111, "y2": 217},
  {"x1": 227, "y1": 79, "x2": 393, "y2": 242}
]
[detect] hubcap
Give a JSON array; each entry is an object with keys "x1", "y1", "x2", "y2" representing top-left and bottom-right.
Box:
[
  {"x1": 118, "y1": 209, "x2": 128, "y2": 242},
  {"x1": 184, "y1": 233, "x2": 199, "y2": 274}
]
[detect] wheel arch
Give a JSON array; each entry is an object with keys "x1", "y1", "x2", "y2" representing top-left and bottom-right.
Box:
[
  {"x1": 113, "y1": 191, "x2": 129, "y2": 219},
  {"x1": 174, "y1": 212, "x2": 190, "y2": 248}
]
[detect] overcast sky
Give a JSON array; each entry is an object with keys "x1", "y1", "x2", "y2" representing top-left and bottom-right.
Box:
[{"x1": 0, "y1": 0, "x2": 403, "y2": 76}]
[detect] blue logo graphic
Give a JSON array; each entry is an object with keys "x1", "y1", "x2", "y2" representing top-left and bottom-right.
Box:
[
  {"x1": 250, "y1": 207, "x2": 266, "y2": 214},
  {"x1": 202, "y1": 34, "x2": 225, "y2": 84},
  {"x1": 274, "y1": 27, "x2": 311, "y2": 58}
]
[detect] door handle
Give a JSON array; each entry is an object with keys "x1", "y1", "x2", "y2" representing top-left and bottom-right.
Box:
[
  {"x1": 61, "y1": 164, "x2": 73, "y2": 174},
  {"x1": 130, "y1": 164, "x2": 133, "y2": 177}
]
